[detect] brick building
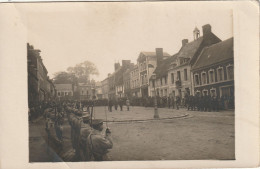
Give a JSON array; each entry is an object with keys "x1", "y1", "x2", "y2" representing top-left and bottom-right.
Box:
[
  {"x1": 191, "y1": 37, "x2": 234, "y2": 109},
  {"x1": 167, "y1": 24, "x2": 221, "y2": 98}
]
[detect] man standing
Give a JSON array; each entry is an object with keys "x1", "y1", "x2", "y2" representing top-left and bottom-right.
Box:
[
  {"x1": 171, "y1": 96, "x2": 175, "y2": 109},
  {"x1": 119, "y1": 98, "x2": 123, "y2": 111},
  {"x1": 87, "y1": 119, "x2": 113, "y2": 161},
  {"x1": 79, "y1": 115, "x2": 92, "y2": 161},
  {"x1": 176, "y1": 96, "x2": 180, "y2": 110},
  {"x1": 108, "y1": 98, "x2": 113, "y2": 112},
  {"x1": 114, "y1": 99, "x2": 118, "y2": 111},
  {"x1": 126, "y1": 98, "x2": 130, "y2": 111}
]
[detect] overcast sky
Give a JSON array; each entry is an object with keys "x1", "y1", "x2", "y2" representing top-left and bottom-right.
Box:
[{"x1": 17, "y1": 2, "x2": 233, "y2": 81}]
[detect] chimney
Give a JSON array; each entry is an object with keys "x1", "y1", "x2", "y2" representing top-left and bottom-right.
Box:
[
  {"x1": 114, "y1": 63, "x2": 120, "y2": 71},
  {"x1": 122, "y1": 60, "x2": 131, "y2": 68},
  {"x1": 156, "y1": 48, "x2": 163, "y2": 58},
  {"x1": 182, "y1": 39, "x2": 188, "y2": 47},
  {"x1": 202, "y1": 24, "x2": 212, "y2": 35}
]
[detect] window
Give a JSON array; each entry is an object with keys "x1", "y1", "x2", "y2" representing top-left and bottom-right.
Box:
[
  {"x1": 57, "y1": 92, "x2": 60, "y2": 96},
  {"x1": 160, "y1": 78, "x2": 163, "y2": 86},
  {"x1": 217, "y1": 67, "x2": 224, "y2": 82},
  {"x1": 195, "y1": 90, "x2": 201, "y2": 96},
  {"x1": 210, "y1": 88, "x2": 216, "y2": 97},
  {"x1": 226, "y1": 65, "x2": 234, "y2": 80},
  {"x1": 177, "y1": 71, "x2": 181, "y2": 81},
  {"x1": 164, "y1": 89, "x2": 167, "y2": 96},
  {"x1": 184, "y1": 69, "x2": 188, "y2": 81},
  {"x1": 143, "y1": 62, "x2": 146, "y2": 70},
  {"x1": 165, "y1": 75, "x2": 168, "y2": 85},
  {"x1": 202, "y1": 89, "x2": 208, "y2": 96},
  {"x1": 194, "y1": 74, "x2": 200, "y2": 86},
  {"x1": 201, "y1": 72, "x2": 207, "y2": 85},
  {"x1": 208, "y1": 69, "x2": 215, "y2": 83},
  {"x1": 171, "y1": 73, "x2": 174, "y2": 84}
]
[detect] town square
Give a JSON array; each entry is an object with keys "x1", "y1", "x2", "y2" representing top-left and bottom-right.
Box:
[{"x1": 25, "y1": 3, "x2": 235, "y2": 162}]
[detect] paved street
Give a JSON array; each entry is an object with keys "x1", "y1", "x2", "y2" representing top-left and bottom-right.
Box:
[{"x1": 29, "y1": 106, "x2": 234, "y2": 161}]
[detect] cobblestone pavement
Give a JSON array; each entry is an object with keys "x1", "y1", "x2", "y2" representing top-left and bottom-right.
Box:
[{"x1": 29, "y1": 106, "x2": 235, "y2": 161}]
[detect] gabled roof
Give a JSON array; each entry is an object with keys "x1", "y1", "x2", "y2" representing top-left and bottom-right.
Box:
[
  {"x1": 153, "y1": 54, "x2": 178, "y2": 79},
  {"x1": 192, "y1": 37, "x2": 233, "y2": 70},
  {"x1": 178, "y1": 37, "x2": 203, "y2": 59}
]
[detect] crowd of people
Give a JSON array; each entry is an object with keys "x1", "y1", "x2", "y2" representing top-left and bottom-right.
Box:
[
  {"x1": 29, "y1": 92, "x2": 234, "y2": 161},
  {"x1": 31, "y1": 100, "x2": 113, "y2": 161},
  {"x1": 65, "y1": 101, "x2": 113, "y2": 161},
  {"x1": 93, "y1": 94, "x2": 234, "y2": 112}
]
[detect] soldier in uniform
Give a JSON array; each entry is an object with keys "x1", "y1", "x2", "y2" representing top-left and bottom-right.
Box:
[
  {"x1": 108, "y1": 98, "x2": 113, "y2": 112},
  {"x1": 171, "y1": 96, "x2": 175, "y2": 109},
  {"x1": 167, "y1": 96, "x2": 171, "y2": 109},
  {"x1": 87, "y1": 119, "x2": 113, "y2": 161},
  {"x1": 74, "y1": 111, "x2": 83, "y2": 160},
  {"x1": 71, "y1": 114, "x2": 77, "y2": 151},
  {"x1": 114, "y1": 99, "x2": 118, "y2": 111},
  {"x1": 176, "y1": 96, "x2": 180, "y2": 110},
  {"x1": 119, "y1": 98, "x2": 123, "y2": 111},
  {"x1": 79, "y1": 115, "x2": 92, "y2": 161},
  {"x1": 126, "y1": 98, "x2": 130, "y2": 111}
]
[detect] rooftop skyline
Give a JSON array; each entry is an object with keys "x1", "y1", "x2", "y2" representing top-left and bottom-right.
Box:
[{"x1": 18, "y1": 2, "x2": 233, "y2": 81}]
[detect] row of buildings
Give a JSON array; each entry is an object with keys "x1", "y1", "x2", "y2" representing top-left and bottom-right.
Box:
[
  {"x1": 28, "y1": 24, "x2": 234, "y2": 107},
  {"x1": 27, "y1": 43, "x2": 103, "y2": 105},
  {"x1": 27, "y1": 43, "x2": 56, "y2": 106},
  {"x1": 101, "y1": 24, "x2": 234, "y2": 102},
  {"x1": 54, "y1": 80, "x2": 103, "y2": 101}
]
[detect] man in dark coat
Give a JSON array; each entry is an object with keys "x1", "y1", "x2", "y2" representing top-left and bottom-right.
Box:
[{"x1": 87, "y1": 119, "x2": 113, "y2": 161}]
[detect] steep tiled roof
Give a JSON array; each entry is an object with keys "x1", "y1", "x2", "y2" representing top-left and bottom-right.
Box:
[
  {"x1": 178, "y1": 37, "x2": 203, "y2": 59},
  {"x1": 153, "y1": 54, "x2": 178, "y2": 79},
  {"x1": 192, "y1": 37, "x2": 233, "y2": 70}
]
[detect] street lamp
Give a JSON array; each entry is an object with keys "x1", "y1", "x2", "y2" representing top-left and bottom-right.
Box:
[{"x1": 151, "y1": 73, "x2": 159, "y2": 119}]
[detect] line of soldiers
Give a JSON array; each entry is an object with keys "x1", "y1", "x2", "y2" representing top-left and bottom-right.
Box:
[
  {"x1": 65, "y1": 102, "x2": 113, "y2": 161},
  {"x1": 44, "y1": 103, "x2": 65, "y2": 150},
  {"x1": 185, "y1": 94, "x2": 234, "y2": 112},
  {"x1": 108, "y1": 98, "x2": 130, "y2": 112}
]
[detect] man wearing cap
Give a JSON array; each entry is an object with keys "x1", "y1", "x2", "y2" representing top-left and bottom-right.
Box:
[
  {"x1": 79, "y1": 115, "x2": 91, "y2": 161},
  {"x1": 87, "y1": 119, "x2": 113, "y2": 161},
  {"x1": 74, "y1": 113, "x2": 83, "y2": 160}
]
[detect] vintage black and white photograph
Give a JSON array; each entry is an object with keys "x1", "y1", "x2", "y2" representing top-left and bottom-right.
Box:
[{"x1": 23, "y1": 2, "x2": 235, "y2": 162}]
